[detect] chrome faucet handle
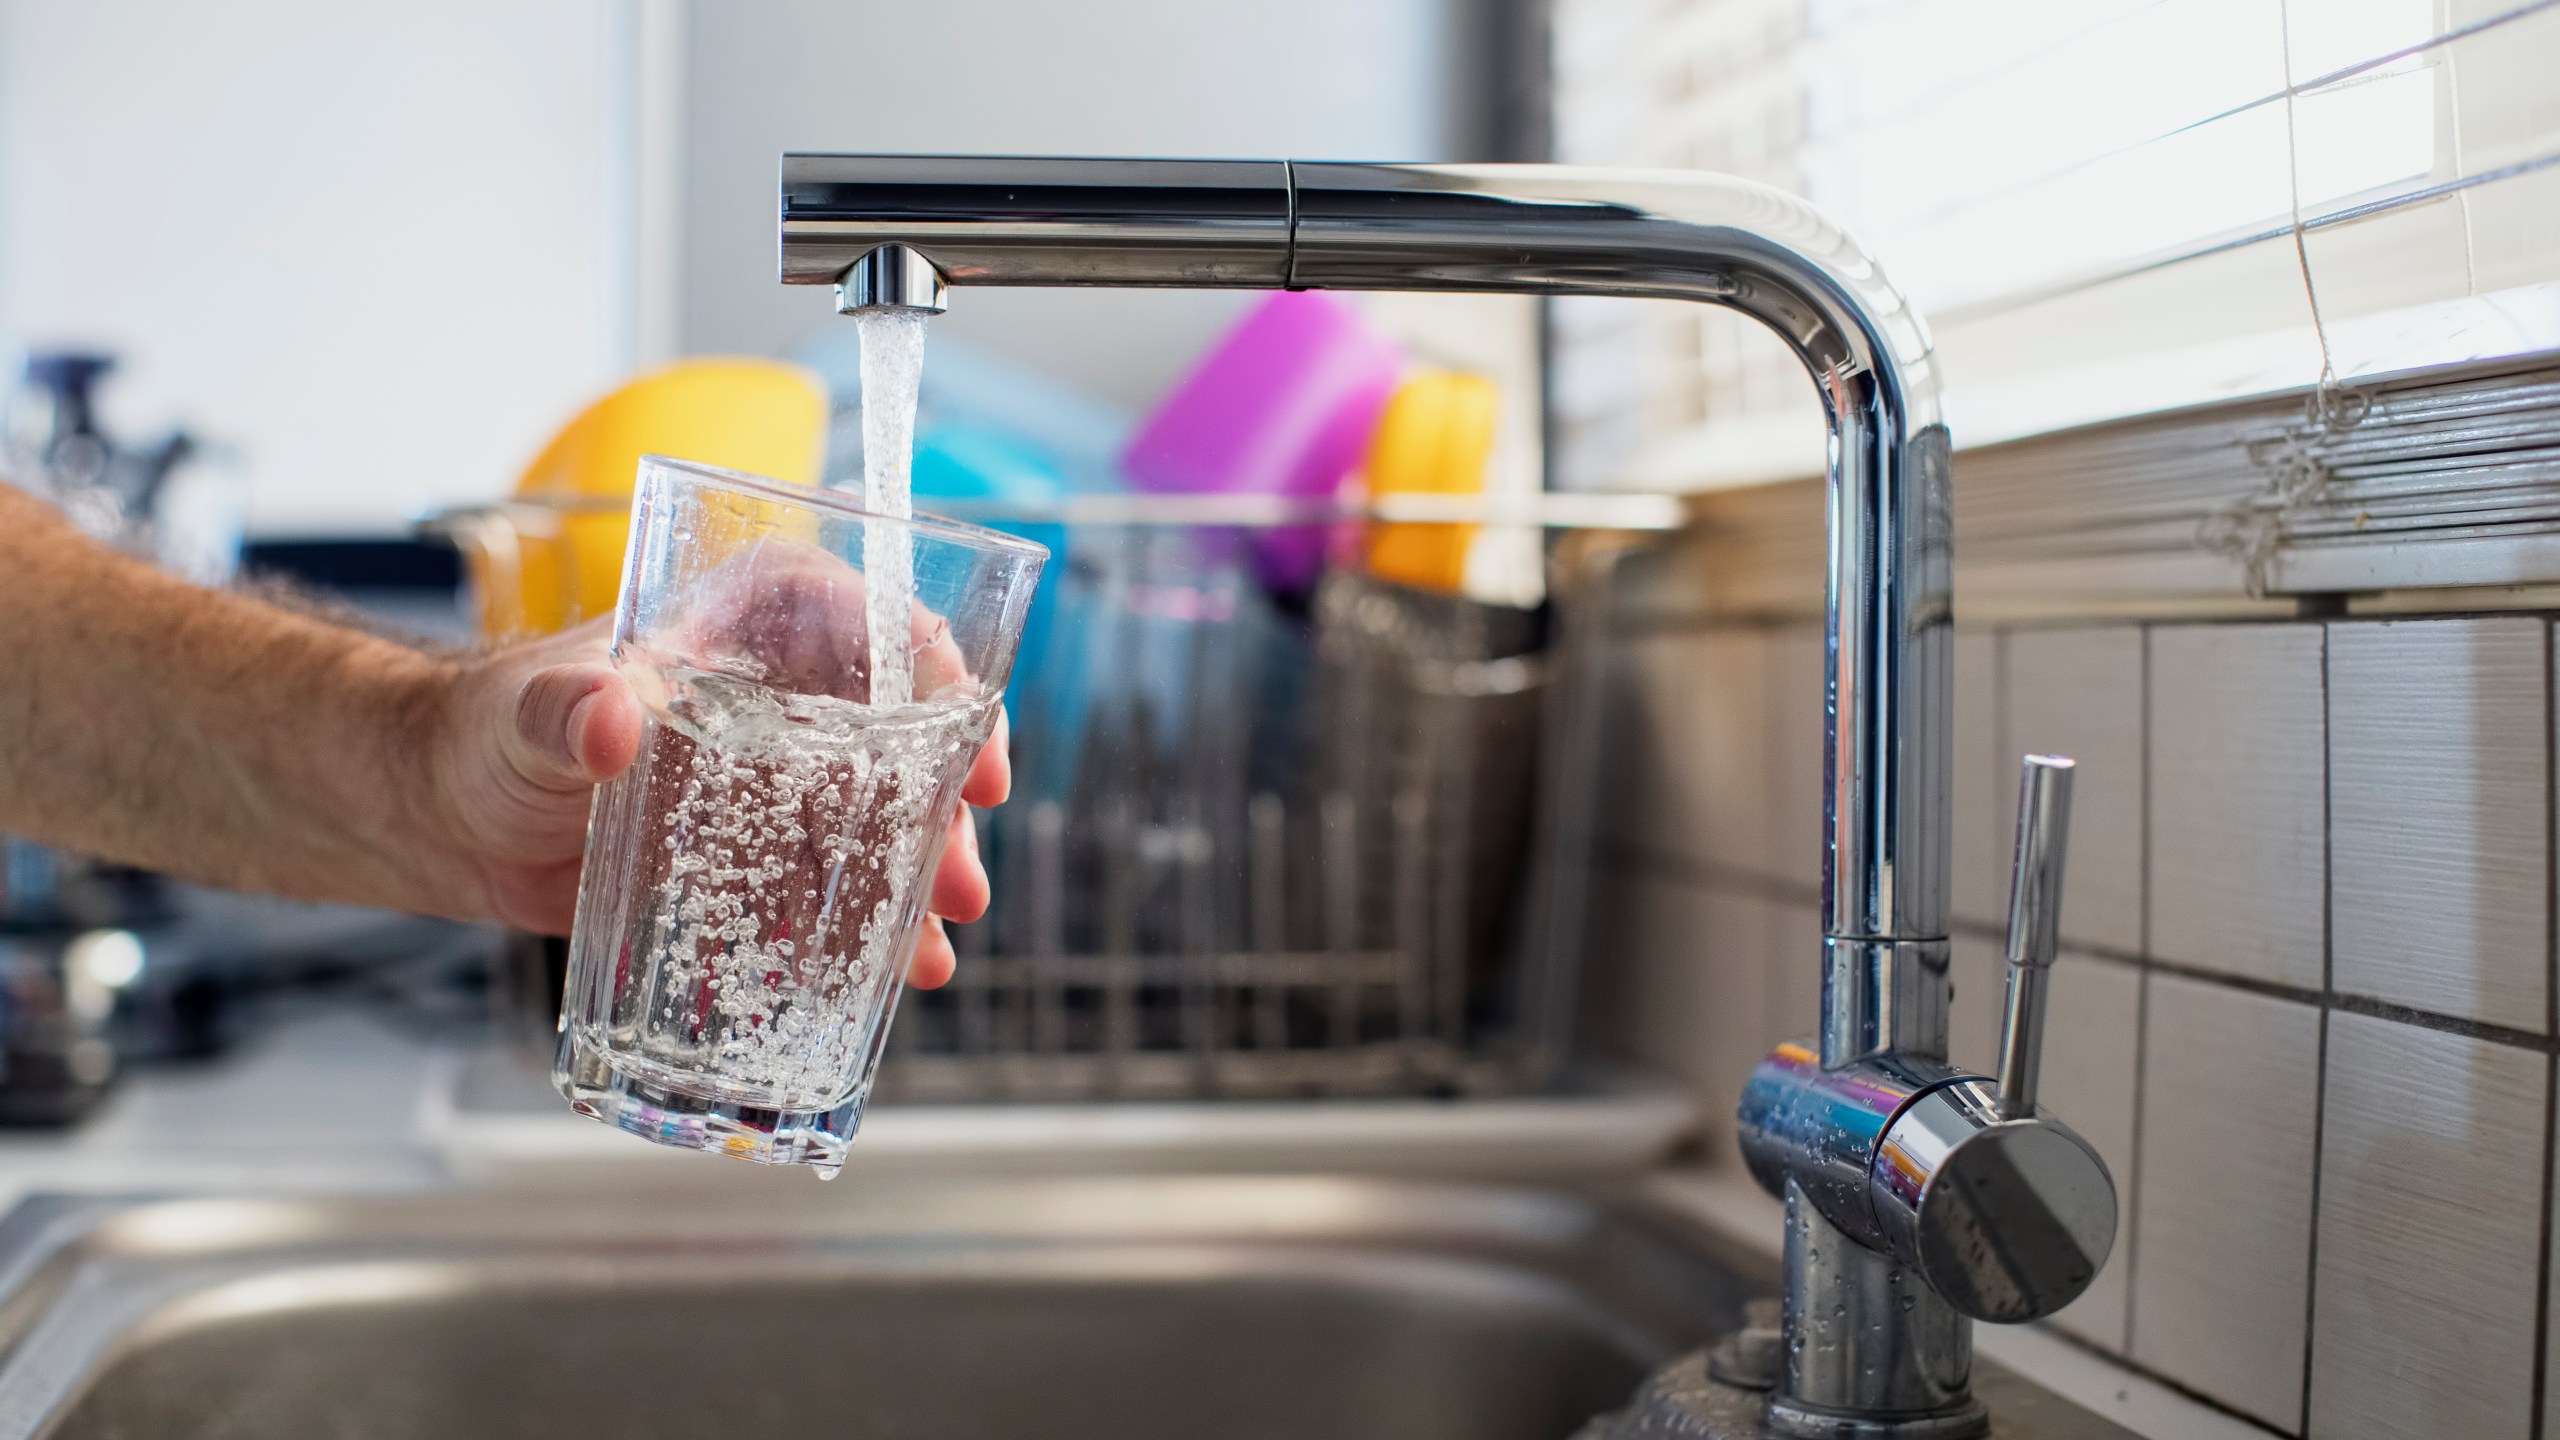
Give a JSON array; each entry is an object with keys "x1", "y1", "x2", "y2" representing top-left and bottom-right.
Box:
[
  {"x1": 1854, "y1": 750, "x2": 2107, "y2": 1324},
  {"x1": 1742, "y1": 755, "x2": 2112, "y2": 1325},
  {"x1": 1996, "y1": 755, "x2": 2074, "y2": 1119}
]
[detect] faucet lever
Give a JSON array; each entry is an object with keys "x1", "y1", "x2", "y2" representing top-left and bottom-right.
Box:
[{"x1": 1996, "y1": 755, "x2": 2074, "y2": 1119}]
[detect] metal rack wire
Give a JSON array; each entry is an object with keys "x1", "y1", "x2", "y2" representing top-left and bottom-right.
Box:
[{"x1": 880, "y1": 499, "x2": 1664, "y2": 1103}]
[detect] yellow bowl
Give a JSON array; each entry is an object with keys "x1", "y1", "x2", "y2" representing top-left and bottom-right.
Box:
[
  {"x1": 1364, "y1": 369, "x2": 1498, "y2": 596},
  {"x1": 446, "y1": 358, "x2": 828, "y2": 640}
]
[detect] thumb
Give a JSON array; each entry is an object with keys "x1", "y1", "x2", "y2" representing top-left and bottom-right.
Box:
[{"x1": 509, "y1": 664, "x2": 645, "y2": 789}]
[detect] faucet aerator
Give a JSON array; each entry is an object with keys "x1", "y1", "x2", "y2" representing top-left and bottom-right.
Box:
[{"x1": 836, "y1": 242, "x2": 949, "y2": 315}]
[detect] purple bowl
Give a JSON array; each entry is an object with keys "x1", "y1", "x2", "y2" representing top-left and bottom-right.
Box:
[{"x1": 1121, "y1": 291, "x2": 1400, "y2": 591}]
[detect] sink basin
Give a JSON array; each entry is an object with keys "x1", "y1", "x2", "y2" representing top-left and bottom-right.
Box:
[{"x1": 0, "y1": 1176, "x2": 1763, "y2": 1440}]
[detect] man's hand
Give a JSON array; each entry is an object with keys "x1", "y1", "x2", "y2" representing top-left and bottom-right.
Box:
[
  {"x1": 0, "y1": 485, "x2": 1002, "y2": 990},
  {"x1": 419, "y1": 618, "x2": 1008, "y2": 989}
]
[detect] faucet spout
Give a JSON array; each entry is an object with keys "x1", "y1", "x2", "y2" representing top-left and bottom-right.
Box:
[{"x1": 779, "y1": 154, "x2": 2006, "y2": 1438}]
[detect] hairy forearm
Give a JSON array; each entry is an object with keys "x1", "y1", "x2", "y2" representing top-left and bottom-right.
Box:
[{"x1": 0, "y1": 485, "x2": 464, "y2": 913}]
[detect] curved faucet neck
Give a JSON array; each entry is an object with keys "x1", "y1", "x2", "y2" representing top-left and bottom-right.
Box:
[
  {"x1": 782, "y1": 155, "x2": 1952, "y2": 1063},
  {"x1": 781, "y1": 153, "x2": 1963, "y2": 1434}
]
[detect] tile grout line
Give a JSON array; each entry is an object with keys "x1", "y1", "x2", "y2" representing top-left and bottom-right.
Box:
[
  {"x1": 2323, "y1": 990, "x2": 2555, "y2": 1050},
  {"x1": 2535, "y1": 1045, "x2": 2556, "y2": 1440},
  {"x1": 2296, "y1": 620, "x2": 2332, "y2": 1437},
  {"x1": 2136, "y1": 622, "x2": 2149, "y2": 980},
  {"x1": 2034, "y1": 1320, "x2": 2301, "y2": 1440},
  {"x1": 2297, "y1": 1012, "x2": 2331, "y2": 1439},
  {"x1": 2535, "y1": 616, "x2": 2557, "y2": 1440},
  {"x1": 1598, "y1": 842, "x2": 2560, "y2": 1050},
  {"x1": 2122, "y1": 622, "x2": 2149, "y2": 1355}
]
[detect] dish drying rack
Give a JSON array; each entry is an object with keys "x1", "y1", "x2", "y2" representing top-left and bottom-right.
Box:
[{"x1": 880, "y1": 491, "x2": 1676, "y2": 1103}]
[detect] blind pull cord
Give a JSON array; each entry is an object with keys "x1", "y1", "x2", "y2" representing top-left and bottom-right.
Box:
[{"x1": 2197, "y1": 0, "x2": 2376, "y2": 597}]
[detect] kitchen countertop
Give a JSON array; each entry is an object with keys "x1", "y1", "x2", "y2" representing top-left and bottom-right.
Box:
[
  {"x1": 0, "y1": 1006, "x2": 449, "y2": 1204},
  {"x1": 0, "y1": 1002, "x2": 1703, "y2": 1204}
]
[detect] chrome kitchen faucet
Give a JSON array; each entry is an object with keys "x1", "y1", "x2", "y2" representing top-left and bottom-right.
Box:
[{"x1": 777, "y1": 156, "x2": 2116, "y2": 1439}]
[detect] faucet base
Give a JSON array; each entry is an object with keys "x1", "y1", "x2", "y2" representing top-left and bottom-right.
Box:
[
  {"x1": 1580, "y1": 1351, "x2": 1988, "y2": 1440},
  {"x1": 1780, "y1": 1185, "x2": 1980, "y2": 1422},
  {"x1": 1766, "y1": 1396, "x2": 1988, "y2": 1440}
]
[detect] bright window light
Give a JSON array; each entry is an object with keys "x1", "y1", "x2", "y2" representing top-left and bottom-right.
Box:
[
  {"x1": 1550, "y1": 0, "x2": 2461, "y2": 487},
  {"x1": 1801, "y1": 0, "x2": 2439, "y2": 314}
]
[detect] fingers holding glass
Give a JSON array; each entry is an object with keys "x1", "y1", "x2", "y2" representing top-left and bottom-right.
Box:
[
  {"x1": 909, "y1": 915, "x2": 956, "y2": 991},
  {"x1": 643, "y1": 536, "x2": 982, "y2": 709},
  {"x1": 555, "y1": 459, "x2": 1043, "y2": 1172},
  {"x1": 929, "y1": 805, "x2": 989, "y2": 925}
]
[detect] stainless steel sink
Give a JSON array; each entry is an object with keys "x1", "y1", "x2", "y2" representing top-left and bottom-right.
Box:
[
  {"x1": 0, "y1": 1173, "x2": 2141, "y2": 1439},
  {"x1": 0, "y1": 1175, "x2": 1764, "y2": 1440}
]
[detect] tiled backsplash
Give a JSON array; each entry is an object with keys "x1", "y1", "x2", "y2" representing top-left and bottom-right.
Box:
[{"x1": 1588, "y1": 609, "x2": 2560, "y2": 1438}]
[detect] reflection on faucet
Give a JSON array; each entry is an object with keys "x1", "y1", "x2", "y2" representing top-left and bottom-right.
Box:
[{"x1": 775, "y1": 156, "x2": 2116, "y2": 1438}]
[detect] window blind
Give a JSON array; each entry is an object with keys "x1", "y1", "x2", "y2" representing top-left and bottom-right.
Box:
[{"x1": 1550, "y1": 0, "x2": 2560, "y2": 493}]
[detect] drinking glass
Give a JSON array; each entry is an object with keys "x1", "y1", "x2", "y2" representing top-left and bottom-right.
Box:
[{"x1": 554, "y1": 456, "x2": 1045, "y2": 1174}]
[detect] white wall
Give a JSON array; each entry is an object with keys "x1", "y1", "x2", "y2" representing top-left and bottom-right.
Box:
[
  {"x1": 681, "y1": 0, "x2": 1479, "y2": 412},
  {"x1": 0, "y1": 0, "x2": 1479, "y2": 535},
  {"x1": 0, "y1": 0, "x2": 640, "y2": 536}
]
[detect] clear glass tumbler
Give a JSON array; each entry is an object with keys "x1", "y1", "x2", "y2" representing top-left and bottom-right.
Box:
[{"x1": 554, "y1": 456, "x2": 1045, "y2": 1174}]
